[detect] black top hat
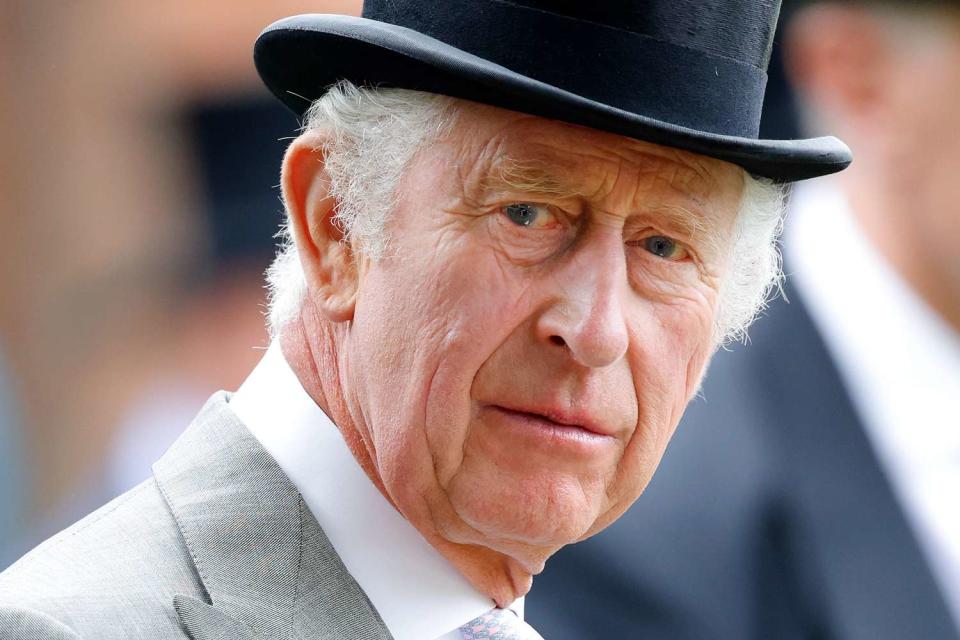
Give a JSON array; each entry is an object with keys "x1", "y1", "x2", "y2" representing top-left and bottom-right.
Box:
[{"x1": 255, "y1": 0, "x2": 852, "y2": 181}]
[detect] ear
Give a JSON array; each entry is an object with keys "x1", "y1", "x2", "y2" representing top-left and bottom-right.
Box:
[
  {"x1": 785, "y1": 5, "x2": 893, "y2": 127},
  {"x1": 281, "y1": 131, "x2": 359, "y2": 323}
]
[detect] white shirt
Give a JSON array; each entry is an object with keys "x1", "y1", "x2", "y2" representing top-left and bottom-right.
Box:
[
  {"x1": 229, "y1": 343, "x2": 524, "y2": 640},
  {"x1": 787, "y1": 182, "x2": 960, "y2": 630}
]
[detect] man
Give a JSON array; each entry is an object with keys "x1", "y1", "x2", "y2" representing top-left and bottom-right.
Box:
[
  {"x1": 529, "y1": 2, "x2": 960, "y2": 639},
  {"x1": 0, "y1": 2, "x2": 850, "y2": 639}
]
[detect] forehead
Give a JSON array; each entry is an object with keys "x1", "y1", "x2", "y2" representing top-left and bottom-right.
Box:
[{"x1": 444, "y1": 101, "x2": 744, "y2": 206}]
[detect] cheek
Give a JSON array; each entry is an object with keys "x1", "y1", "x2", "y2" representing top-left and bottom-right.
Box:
[
  {"x1": 604, "y1": 294, "x2": 716, "y2": 509},
  {"x1": 633, "y1": 285, "x2": 717, "y2": 407},
  {"x1": 420, "y1": 252, "x2": 545, "y2": 483},
  {"x1": 351, "y1": 235, "x2": 539, "y2": 493}
]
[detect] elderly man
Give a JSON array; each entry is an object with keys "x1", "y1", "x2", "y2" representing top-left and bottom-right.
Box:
[
  {"x1": 530, "y1": 1, "x2": 960, "y2": 639},
  {"x1": 0, "y1": 2, "x2": 849, "y2": 639}
]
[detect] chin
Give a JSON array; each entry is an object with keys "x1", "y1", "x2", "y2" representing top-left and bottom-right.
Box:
[{"x1": 445, "y1": 471, "x2": 604, "y2": 551}]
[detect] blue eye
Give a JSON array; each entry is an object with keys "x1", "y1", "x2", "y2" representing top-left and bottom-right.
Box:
[
  {"x1": 505, "y1": 203, "x2": 541, "y2": 227},
  {"x1": 643, "y1": 236, "x2": 687, "y2": 260}
]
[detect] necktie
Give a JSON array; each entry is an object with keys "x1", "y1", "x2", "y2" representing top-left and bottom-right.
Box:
[{"x1": 459, "y1": 608, "x2": 544, "y2": 639}]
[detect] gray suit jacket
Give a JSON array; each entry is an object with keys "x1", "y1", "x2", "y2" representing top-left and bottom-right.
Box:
[{"x1": 0, "y1": 392, "x2": 394, "y2": 640}]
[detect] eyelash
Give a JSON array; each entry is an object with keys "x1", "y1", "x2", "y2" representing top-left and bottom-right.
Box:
[{"x1": 626, "y1": 235, "x2": 691, "y2": 262}]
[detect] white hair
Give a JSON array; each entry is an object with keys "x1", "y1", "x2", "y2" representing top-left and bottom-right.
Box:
[
  {"x1": 266, "y1": 82, "x2": 786, "y2": 343},
  {"x1": 266, "y1": 82, "x2": 453, "y2": 332},
  {"x1": 716, "y1": 175, "x2": 787, "y2": 343}
]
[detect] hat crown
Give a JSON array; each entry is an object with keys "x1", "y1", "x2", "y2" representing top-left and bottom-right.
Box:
[
  {"x1": 364, "y1": 0, "x2": 782, "y2": 71},
  {"x1": 494, "y1": 0, "x2": 781, "y2": 68},
  {"x1": 361, "y1": 0, "x2": 780, "y2": 138}
]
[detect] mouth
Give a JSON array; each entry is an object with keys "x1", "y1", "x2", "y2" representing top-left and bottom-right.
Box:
[
  {"x1": 475, "y1": 403, "x2": 621, "y2": 463},
  {"x1": 486, "y1": 404, "x2": 615, "y2": 442}
]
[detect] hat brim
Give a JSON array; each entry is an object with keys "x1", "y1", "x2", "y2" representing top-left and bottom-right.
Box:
[{"x1": 255, "y1": 14, "x2": 852, "y2": 182}]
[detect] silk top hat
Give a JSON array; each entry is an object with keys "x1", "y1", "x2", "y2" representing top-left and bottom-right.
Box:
[{"x1": 255, "y1": 1, "x2": 852, "y2": 181}]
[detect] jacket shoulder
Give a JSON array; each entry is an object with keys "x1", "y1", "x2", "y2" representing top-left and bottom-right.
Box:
[{"x1": 0, "y1": 478, "x2": 203, "y2": 638}]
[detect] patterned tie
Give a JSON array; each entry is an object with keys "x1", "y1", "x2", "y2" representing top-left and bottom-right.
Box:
[{"x1": 459, "y1": 608, "x2": 544, "y2": 639}]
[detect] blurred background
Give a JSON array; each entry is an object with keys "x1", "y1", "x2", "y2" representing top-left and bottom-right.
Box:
[
  {"x1": 1, "y1": 2, "x2": 958, "y2": 639},
  {"x1": 0, "y1": 0, "x2": 361, "y2": 565}
]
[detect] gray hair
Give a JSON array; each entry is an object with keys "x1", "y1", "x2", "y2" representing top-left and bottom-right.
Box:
[{"x1": 266, "y1": 81, "x2": 786, "y2": 343}]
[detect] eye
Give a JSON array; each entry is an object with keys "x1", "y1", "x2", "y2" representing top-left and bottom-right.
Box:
[
  {"x1": 641, "y1": 235, "x2": 689, "y2": 261},
  {"x1": 503, "y1": 203, "x2": 557, "y2": 229}
]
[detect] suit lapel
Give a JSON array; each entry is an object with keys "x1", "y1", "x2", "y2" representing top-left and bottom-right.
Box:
[
  {"x1": 753, "y1": 286, "x2": 958, "y2": 639},
  {"x1": 153, "y1": 392, "x2": 393, "y2": 640},
  {"x1": 172, "y1": 595, "x2": 256, "y2": 640}
]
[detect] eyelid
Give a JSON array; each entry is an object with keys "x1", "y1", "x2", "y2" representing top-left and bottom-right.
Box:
[
  {"x1": 625, "y1": 229, "x2": 684, "y2": 246},
  {"x1": 493, "y1": 192, "x2": 583, "y2": 215},
  {"x1": 625, "y1": 232, "x2": 695, "y2": 263},
  {"x1": 499, "y1": 201, "x2": 569, "y2": 228}
]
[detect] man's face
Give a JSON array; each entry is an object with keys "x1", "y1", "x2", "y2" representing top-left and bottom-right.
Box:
[
  {"x1": 789, "y1": 6, "x2": 960, "y2": 313},
  {"x1": 341, "y1": 103, "x2": 744, "y2": 564},
  {"x1": 877, "y1": 12, "x2": 960, "y2": 290}
]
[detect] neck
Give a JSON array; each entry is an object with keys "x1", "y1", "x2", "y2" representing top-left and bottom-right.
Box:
[
  {"x1": 840, "y1": 168, "x2": 960, "y2": 335},
  {"x1": 279, "y1": 306, "x2": 534, "y2": 608}
]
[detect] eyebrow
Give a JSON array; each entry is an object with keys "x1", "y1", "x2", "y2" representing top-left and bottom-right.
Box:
[
  {"x1": 635, "y1": 203, "x2": 724, "y2": 256},
  {"x1": 481, "y1": 157, "x2": 587, "y2": 200}
]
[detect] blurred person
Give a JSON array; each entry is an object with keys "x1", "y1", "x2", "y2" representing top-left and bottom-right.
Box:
[
  {"x1": 528, "y1": 2, "x2": 960, "y2": 639},
  {"x1": 25, "y1": 99, "x2": 292, "y2": 544},
  {"x1": 0, "y1": 2, "x2": 851, "y2": 639},
  {"x1": 101, "y1": 99, "x2": 295, "y2": 502},
  {"x1": 0, "y1": 0, "x2": 360, "y2": 555}
]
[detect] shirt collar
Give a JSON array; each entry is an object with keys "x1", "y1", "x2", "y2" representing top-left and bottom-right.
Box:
[{"x1": 229, "y1": 342, "x2": 519, "y2": 640}]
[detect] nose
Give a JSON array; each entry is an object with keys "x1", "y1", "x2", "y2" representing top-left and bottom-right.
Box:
[{"x1": 536, "y1": 231, "x2": 630, "y2": 368}]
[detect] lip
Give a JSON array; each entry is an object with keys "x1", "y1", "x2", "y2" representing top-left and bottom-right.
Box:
[
  {"x1": 487, "y1": 403, "x2": 615, "y2": 439},
  {"x1": 478, "y1": 404, "x2": 620, "y2": 463}
]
